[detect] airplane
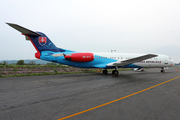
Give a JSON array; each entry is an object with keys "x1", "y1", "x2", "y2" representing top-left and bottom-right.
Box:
[{"x1": 7, "y1": 23, "x2": 175, "y2": 76}]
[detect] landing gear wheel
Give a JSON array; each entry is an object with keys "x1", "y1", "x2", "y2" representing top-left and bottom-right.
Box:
[
  {"x1": 112, "y1": 70, "x2": 115, "y2": 75},
  {"x1": 112, "y1": 70, "x2": 119, "y2": 76},
  {"x1": 103, "y1": 70, "x2": 108, "y2": 75}
]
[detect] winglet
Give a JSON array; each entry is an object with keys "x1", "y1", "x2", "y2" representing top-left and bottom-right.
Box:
[{"x1": 6, "y1": 23, "x2": 41, "y2": 36}]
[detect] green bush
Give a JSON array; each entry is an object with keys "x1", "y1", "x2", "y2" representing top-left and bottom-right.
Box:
[
  {"x1": 53, "y1": 68, "x2": 58, "y2": 73},
  {"x1": 13, "y1": 69, "x2": 17, "y2": 72}
]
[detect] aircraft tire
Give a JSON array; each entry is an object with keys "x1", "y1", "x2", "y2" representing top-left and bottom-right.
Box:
[
  {"x1": 103, "y1": 70, "x2": 108, "y2": 74},
  {"x1": 161, "y1": 70, "x2": 165, "y2": 73},
  {"x1": 112, "y1": 70, "x2": 119, "y2": 76},
  {"x1": 112, "y1": 70, "x2": 114, "y2": 74}
]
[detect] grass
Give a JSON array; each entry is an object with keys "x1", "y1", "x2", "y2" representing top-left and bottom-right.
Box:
[
  {"x1": 0, "y1": 64, "x2": 134, "y2": 78},
  {"x1": 0, "y1": 71, "x2": 91, "y2": 78},
  {"x1": 173, "y1": 65, "x2": 180, "y2": 67},
  {"x1": 0, "y1": 64, "x2": 68, "y2": 68},
  {"x1": 53, "y1": 68, "x2": 58, "y2": 73},
  {"x1": 13, "y1": 68, "x2": 17, "y2": 72}
]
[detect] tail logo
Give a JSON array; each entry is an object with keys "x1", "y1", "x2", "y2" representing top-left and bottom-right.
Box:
[{"x1": 39, "y1": 37, "x2": 47, "y2": 46}]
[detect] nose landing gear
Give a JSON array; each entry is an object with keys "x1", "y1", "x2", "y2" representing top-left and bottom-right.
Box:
[{"x1": 161, "y1": 68, "x2": 165, "y2": 73}]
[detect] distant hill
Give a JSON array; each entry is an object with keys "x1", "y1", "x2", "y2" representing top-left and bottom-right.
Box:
[{"x1": 0, "y1": 59, "x2": 51, "y2": 64}]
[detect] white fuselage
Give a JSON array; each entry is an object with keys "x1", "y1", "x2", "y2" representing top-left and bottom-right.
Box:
[{"x1": 93, "y1": 52, "x2": 175, "y2": 68}]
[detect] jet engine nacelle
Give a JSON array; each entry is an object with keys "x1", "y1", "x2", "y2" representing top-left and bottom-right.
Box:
[{"x1": 64, "y1": 53, "x2": 94, "y2": 62}]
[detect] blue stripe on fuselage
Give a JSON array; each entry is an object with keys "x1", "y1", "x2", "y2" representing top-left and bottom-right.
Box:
[
  {"x1": 40, "y1": 52, "x2": 116, "y2": 68},
  {"x1": 40, "y1": 52, "x2": 143, "y2": 68}
]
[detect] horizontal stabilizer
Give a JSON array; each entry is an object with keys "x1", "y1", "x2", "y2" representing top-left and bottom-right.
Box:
[{"x1": 6, "y1": 23, "x2": 41, "y2": 36}]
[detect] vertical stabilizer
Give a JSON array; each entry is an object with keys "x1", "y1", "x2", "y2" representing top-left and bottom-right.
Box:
[{"x1": 7, "y1": 23, "x2": 69, "y2": 59}]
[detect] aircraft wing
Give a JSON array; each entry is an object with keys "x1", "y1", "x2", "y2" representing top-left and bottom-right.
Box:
[
  {"x1": 6, "y1": 23, "x2": 41, "y2": 36},
  {"x1": 107, "y1": 54, "x2": 158, "y2": 67}
]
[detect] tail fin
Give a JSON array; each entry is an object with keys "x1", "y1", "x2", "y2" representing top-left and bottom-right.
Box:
[{"x1": 7, "y1": 23, "x2": 69, "y2": 59}]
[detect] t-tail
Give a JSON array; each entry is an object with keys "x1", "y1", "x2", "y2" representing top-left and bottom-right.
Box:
[{"x1": 6, "y1": 23, "x2": 73, "y2": 59}]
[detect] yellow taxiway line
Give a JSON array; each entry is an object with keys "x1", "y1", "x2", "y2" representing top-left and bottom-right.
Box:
[{"x1": 58, "y1": 76, "x2": 180, "y2": 120}]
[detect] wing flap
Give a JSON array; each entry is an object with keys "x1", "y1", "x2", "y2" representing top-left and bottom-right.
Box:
[{"x1": 107, "y1": 54, "x2": 158, "y2": 66}]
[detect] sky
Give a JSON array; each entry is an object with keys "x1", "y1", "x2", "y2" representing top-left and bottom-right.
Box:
[{"x1": 0, "y1": 0, "x2": 180, "y2": 62}]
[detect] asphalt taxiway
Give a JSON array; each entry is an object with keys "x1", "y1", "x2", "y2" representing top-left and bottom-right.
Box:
[{"x1": 0, "y1": 67, "x2": 180, "y2": 120}]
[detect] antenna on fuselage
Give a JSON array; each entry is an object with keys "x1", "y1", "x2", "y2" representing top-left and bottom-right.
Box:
[{"x1": 111, "y1": 50, "x2": 116, "y2": 53}]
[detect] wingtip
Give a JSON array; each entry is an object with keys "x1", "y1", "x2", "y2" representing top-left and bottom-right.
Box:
[
  {"x1": 6, "y1": 22, "x2": 11, "y2": 25},
  {"x1": 6, "y1": 22, "x2": 10, "y2": 25},
  {"x1": 148, "y1": 54, "x2": 158, "y2": 57},
  {"x1": 6, "y1": 23, "x2": 14, "y2": 26},
  {"x1": 6, "y1": 23, "x2": 18, "y2": 26}
]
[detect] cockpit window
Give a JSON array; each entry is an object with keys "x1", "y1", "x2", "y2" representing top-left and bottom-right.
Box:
[{"x1": 169, "y1": 57, "x2": 171, "y2": 60}]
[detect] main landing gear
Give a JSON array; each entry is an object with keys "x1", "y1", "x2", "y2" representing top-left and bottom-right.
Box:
[
  {"x1": 102, "y1": 67, "x2": 119, "y2": 76},
  {"x1": 103, "y1": 69, "x2": 108, "y2": 75},
  {"x1": 112, "y1": 70, "x2": 119, "y2": 76},
  {"x1": 161, "y1": 68, "x2": 165, "y2": 73},
  {"x1": 112, "y1": 66, "x2": 119, "y2": 76}
]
